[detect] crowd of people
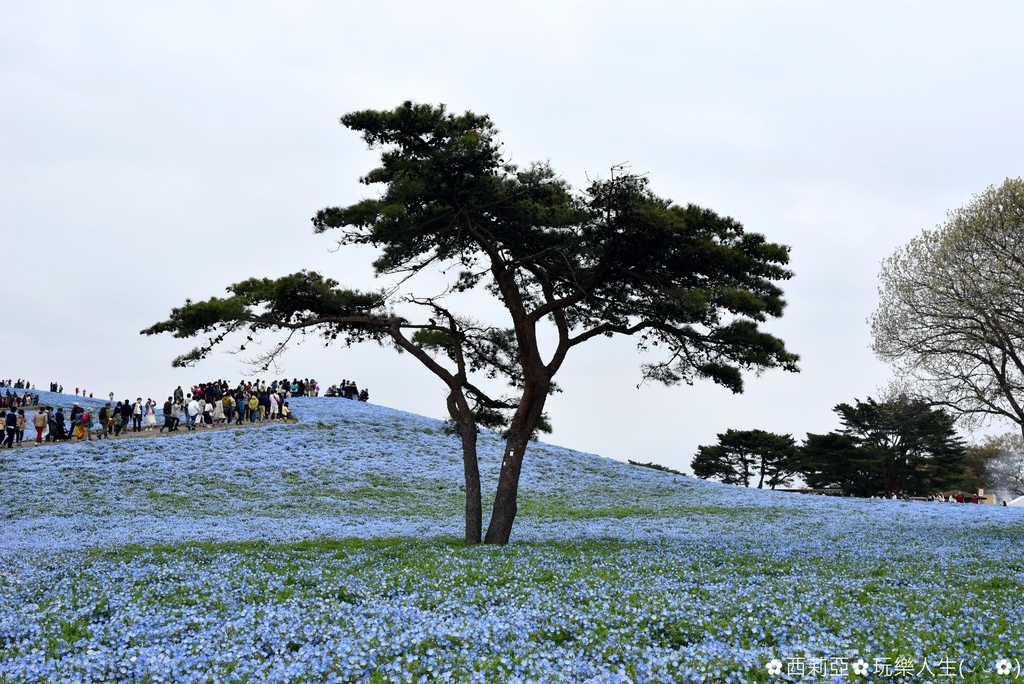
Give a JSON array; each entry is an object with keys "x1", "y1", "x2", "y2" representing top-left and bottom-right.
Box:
[
  {"x1": 325, "y1": 379, "x2": 368, "y2": 401},
  {"x1": 2, "y1": 380, "x2": 42, "y2": 409},
  {"x1": 157, "y1": 378, "x2": 309, "y2": 432},
  {"x1": 3, "y1": 389, "x2": 40, "y2": 410},
  {"x1": 0, "y1": 377, "x2": 340, "y2": 448}
]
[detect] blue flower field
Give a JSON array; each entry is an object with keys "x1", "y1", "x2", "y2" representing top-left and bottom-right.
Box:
[{"x1": 1, "y1": 392, "x2": 1022, "y2": 682}]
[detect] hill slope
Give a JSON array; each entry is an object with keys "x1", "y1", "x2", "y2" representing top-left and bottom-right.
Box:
[
  {"x1": 1, "y1": 392, "x2": 1021, "y2": 554},
  {"x1": 1, "y1": 394, "x2": 1023, "y2": 682}
]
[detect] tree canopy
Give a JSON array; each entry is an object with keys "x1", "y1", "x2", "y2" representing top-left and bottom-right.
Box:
[
  {"x1": 871, "y1": 178, "x2": 1024, "y2": 437},
  {"x1": 798, "y1": 396, "x2": 966, "y2": 497},
  {"x1": 691, "y1": 429, "x2": 798, "y2": 489},
  {"x1": 145, "y1": 101, "x2": 800, "y2": 545}
]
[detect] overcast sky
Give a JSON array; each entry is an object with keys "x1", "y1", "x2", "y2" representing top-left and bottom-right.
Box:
[{"x1": 4, "y1": 1, "x2": 1023, "y2": 473}]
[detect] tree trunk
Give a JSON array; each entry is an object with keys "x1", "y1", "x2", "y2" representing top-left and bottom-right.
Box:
[
  {"x1": 484, "y1": 382, "x2": 548, "y2": 545},
  {"x1": 484, "y1": 433, "x2": 527, "y2": 545},
  {"x1": 462, "y1": 432, "x2": 481, "y2": 544},
  {"x1": 460, "y1": 425, "x2": 482, "y2": 545},
  {"x1": 448, "y1": 392, "x2": 481, "y2": 545}
]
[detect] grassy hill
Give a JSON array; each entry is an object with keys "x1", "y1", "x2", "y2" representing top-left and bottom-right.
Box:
[{"x1": 1, "y1": 394, "x2": 1022, "y2": 682}]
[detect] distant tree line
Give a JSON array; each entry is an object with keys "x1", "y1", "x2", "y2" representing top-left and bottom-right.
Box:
[{"x1": 690, "y1": 394, "x2": 1015, "y2": 498}]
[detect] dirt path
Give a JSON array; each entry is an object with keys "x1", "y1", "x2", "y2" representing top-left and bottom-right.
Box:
[{"x1": 3, "y1": 416, "x2": 297, "y2": 451}]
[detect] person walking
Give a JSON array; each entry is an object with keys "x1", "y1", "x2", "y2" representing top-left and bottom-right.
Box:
[
  {"x1": 160, "y1": 397, "x2": 173, "y2": 432},
  {"x1": 119, "y1": 400, "x2": 132, "y2": 435},
  {"x1": 33, "y1": 406, "x2": 48, "y2": 444},
  {"x1": 15, "y1": 409, "x2": 26, "y2": 444},
  {"x1": 70, "y1": 402, "x2": 83, "y2": 426},
  {"x1": 78, "y1": 407, "x2": 93, "y2": 441},
  {"x1": 99, "y1": 403, "x2": 112, "y2": 439},
  {"x1": 2, "y1": 410, "x2": 16, "y2": 448}
]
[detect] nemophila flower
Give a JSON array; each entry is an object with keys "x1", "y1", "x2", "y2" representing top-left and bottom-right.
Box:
[{"x1": 2, "y1": 394, "x2": 1023, "y2": 681}]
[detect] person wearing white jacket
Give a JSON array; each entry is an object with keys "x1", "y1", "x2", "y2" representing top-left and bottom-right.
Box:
[{"x1": 187, "y1": 397, "x2": 200, "y2": 431}]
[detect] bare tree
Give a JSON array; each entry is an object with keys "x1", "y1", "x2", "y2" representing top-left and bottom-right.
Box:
[{"x1": 871, "y1": 178, "x2": 1024, "y2": 437}]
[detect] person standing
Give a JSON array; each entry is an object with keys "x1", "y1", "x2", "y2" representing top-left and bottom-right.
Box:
[
  {"x1": 33, "y1": 406, "x2": 48, "y2": 444},
  {"x1": 258, "y1": 391, "x2": 270, "y2": 422},
  {"x1": 269, "y1": 391, "x2": 280, "y2": 421},
  {"x1": 222, "y1": 393, "x2": 234, "y2": 424},
  {"x1": 132, "y1": 398, "x2": 143, "y2": 432},
  {"x1": 172, "y1": 397, "x2": 184, "y2": 431},
  {"x1": 144, "y1": 399, "x2": 157, "y2": 430},
  {"x1": 187, "y1": 396, "x2": 200, "y2": 430}
]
